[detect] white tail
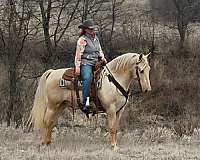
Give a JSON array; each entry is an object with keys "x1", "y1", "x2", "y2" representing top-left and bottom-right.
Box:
[{"x1": 29, "y1": 69, "x2": 54, "y2": 130}]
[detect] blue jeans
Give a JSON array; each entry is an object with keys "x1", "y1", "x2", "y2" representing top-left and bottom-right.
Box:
[{"x1": 80, "y1": 64, "x2": 93, "y2": 106}]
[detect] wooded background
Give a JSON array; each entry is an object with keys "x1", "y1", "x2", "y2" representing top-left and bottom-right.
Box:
[{"x1": 0, "y1": 0, "x2": 200, "y2": 134}]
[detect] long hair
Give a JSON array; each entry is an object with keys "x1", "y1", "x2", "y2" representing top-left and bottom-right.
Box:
[
  {"x1": 79, "y1": 29, "x2": 86, "y2": 37},
  {"x1": 79, "y1": 28, "x2": 96, "y2": 38}
]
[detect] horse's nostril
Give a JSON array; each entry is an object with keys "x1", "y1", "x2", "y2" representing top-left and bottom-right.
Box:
[{"x1": 145, "y1": 89, "x2": 148, "y2": 93}]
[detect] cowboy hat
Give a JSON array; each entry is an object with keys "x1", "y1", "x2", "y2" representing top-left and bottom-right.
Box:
[{"x1": 78, "y1": 19, "x2": 98, "y2": 29}]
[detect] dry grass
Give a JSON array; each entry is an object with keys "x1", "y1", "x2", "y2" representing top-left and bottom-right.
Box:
[{"x1": 1, "y1": 119, "x2": 200, "y2": 160}]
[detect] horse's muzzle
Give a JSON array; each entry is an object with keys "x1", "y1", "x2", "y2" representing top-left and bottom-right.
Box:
[{"x1": 144, "y1": 88, "x2": 151, "y2": 93}]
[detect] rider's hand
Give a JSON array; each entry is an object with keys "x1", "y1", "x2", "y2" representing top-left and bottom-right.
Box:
[
  {"x1": 75, "y1": 66, "x2": 80, "y2": 76},
  {"x1": 101, "y1": 57, "x2": 107, "y2": 66}
]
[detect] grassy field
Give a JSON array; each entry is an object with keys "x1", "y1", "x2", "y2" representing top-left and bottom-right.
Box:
[{"x1": 1, "y1": 116, "x2": 200, "y2": 160}]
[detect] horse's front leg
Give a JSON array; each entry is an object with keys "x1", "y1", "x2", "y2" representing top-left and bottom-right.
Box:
[
  {"x1": 107, "y1": 107, "x2": 118, "y2": 150},
  {"x1": 114, "y1": 108, "x2": 125, "y2": 146}
]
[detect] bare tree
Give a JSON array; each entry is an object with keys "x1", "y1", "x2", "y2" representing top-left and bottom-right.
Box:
[
  {"x1": 78, "y1": 0, "x2": 106, "y2": 21},
  {"x1": 38, "y1": 0, "x2": 53, "y2": 67},
  {"x1": 107, "y1": 0, "x2": 117, "y2": 60},
  {"x1": 36, "y1": 0, "x2": 81, "y2": 68},
  {"x1": 53, "y1": 0, "x2": 80, "y2": 49},
  {"x1": 150, "y1": 0, "x2": 200, "y2": 48},
  {"x1": 95, "y1": 0, "x2": 125, "y2": 59},
  {"x1": 82, "y1": 0, "x2": 89, "y2": 21},
  {"x1": 1, "y1": 0, "x2": 35, "y2": 126}
]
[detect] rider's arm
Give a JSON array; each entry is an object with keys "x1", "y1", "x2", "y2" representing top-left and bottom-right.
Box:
[
  {"x1": 74, "y1": 37, "x2": 87, "y2": 73},
  {"x1": 99, "y1": 45, "x2": 107, "y2": 63}
]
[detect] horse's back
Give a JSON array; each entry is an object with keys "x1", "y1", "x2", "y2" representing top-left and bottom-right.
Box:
[
  {"x1": 45, "y1": 68, "x2": 73, "y2": 88},
  {"x1": 45, "y1": 68, "x2": 72, "y2": 101},
  {"x1": 47, "y1": 68, "x2": 71, "y2": 81}
]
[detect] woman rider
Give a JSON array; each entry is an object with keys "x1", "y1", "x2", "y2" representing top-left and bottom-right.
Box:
[{"x1": 74, "y1": 19, "x2": 107, "y2": 114}]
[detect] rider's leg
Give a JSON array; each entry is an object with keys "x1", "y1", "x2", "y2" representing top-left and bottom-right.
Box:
[{"x1": 80, "y1": 64, "x2": 93, "y2": 110}]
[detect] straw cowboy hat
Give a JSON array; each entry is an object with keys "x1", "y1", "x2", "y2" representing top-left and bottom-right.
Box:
[{"x1": 78, "y1": 19, "x2": 98, "y2": 29}]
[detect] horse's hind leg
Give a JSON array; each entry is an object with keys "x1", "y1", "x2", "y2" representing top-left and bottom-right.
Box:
[
  {"x1": 41, "y1": 102, "x2": 65, "y2": 145},
  {"x1": 41, "y1": 107, "x2": 54, "y2": 145},
  {"x1": 41, "y1": 102, "x2": 60, "y2": 145}
]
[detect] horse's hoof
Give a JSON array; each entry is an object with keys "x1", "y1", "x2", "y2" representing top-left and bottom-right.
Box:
[
  {"x1": 41, "y1": 140, "x2": 51, "y2": 146},
  {"x1": 112, "y1": 145, "x2": 119, "y2": 151},
  {"x1": 46, "y1": 140, "x2": 51, "y2": 145}
]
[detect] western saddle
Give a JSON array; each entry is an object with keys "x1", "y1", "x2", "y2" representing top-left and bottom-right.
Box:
[{"x1": 61, "y1": 60, "x2": 106, "y2": 115}]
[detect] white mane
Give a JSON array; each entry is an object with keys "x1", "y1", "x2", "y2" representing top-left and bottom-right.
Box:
[{"x1": 107, "y1": 53, "x2": 139, "y2": 73}]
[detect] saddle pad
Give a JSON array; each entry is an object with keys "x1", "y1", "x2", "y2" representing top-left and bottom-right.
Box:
[{"x1": 59, "y1": 79, "x2": 82, "y2": 89}]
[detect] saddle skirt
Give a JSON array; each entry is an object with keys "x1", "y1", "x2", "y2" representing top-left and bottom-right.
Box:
[
  {"x1": 60, "y1": 68, "x2": 102, "y2": 90},
  {"x1": 60, "y1": 62, "x2": 105, "y2": 114},
  {"x1": 60, "y1": 68, "x2": 82, "y2": 90}
]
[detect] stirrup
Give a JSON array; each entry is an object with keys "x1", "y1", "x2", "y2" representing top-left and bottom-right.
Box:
[{"x1": 81, "y1": 107, "x2": 89, "y2": 118}]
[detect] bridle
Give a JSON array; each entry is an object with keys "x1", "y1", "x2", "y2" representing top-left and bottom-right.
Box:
[{"x1": 136, "y1": 61, "x2": 149, "y2": 90}]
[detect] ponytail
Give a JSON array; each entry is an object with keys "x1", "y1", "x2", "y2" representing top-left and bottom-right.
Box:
[{"x1": 79, "y1": 29, "x2": 86, "y2": 37}]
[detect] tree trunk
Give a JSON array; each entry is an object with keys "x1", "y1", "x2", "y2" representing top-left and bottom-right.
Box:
[
  {"x1": 82, "y1": 0, "x2": 89, "y2": 21},
  {"x1": 172, "y1": 0, "x2": 187, "y2": 49},
  {"x1": 6, "y1": 0, "x2": 17, "y2": 126},
  {"x1": 6, "y1": 0, "x2": 28, "y2": 126},
  {"x1": 7, "y1": 63, "x2": 17, "y2": 126},
  {"x1": 108, "y1": 0, "x2": 116, "y2": 60},
  {"x1": 177, "y1": 20, "x2": 187, "y2": 49},
  {"x1": 39, "y1": 0, "x2": 53, "y2": 68}
]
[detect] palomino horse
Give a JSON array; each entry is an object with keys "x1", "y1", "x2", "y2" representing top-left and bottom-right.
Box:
[{"x1": 28, "y1": 53, "x2": 151, "y2": 150}]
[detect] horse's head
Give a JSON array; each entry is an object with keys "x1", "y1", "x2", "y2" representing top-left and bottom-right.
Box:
[{"x1": 135, "y1": 53, "x2": 151, "y2": 93}]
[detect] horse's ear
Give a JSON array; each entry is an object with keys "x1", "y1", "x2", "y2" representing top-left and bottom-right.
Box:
[
  {"x1": 145, "y1": 52, "x2": 151, "y2": 58},
  {"x1": 139, "y1": 54, "x2": 143, "y2": 61}
]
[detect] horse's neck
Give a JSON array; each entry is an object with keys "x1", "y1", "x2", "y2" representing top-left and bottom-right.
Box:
[
  {"x1": 106, "y1": 54, "x2": 138, "y2": 90},
  {"x1": 108, "y1": 68, "x2": 133, "y2": 91},
  {"x1": 118, "y1": 71, "x2": 132, "y2": 90}
]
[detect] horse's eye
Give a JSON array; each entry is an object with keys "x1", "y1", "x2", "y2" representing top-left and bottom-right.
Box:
[{"x1": 140, "y1": 70, "x2": 144, "y2": 74}]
